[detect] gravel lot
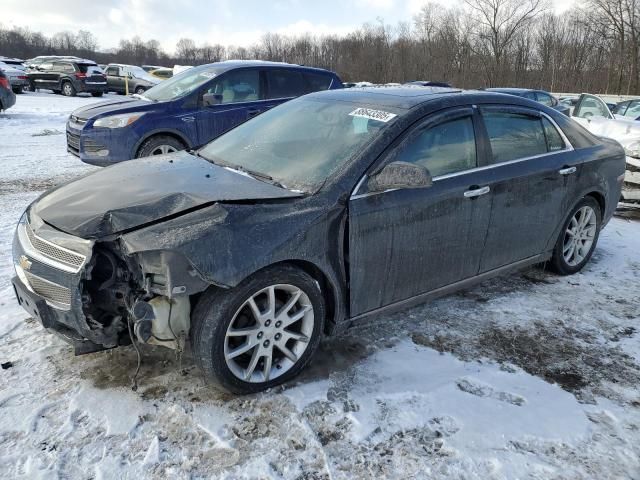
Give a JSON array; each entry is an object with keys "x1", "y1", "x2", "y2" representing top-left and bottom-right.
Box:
[{"x1": 1, "y1": 92, "x2": 639, "y2": 480}]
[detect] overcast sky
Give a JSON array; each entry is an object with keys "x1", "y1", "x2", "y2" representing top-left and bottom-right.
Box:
[{"x1": 3, "y1": 0, "x2": 577, "y2": 53}]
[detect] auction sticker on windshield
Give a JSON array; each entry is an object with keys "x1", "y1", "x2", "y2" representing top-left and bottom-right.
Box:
[{"x1": 349, "y1": 108, "x2": 397, "y2": 123}]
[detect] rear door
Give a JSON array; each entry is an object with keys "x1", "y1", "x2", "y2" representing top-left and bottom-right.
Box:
[
  {"x1": 348, "y1": 107, "x2": 493, "y2": 316},
  {"x1": 195, "y1": 68, "x2": 267, "y2": 145},
  {"x1": 476, "y1": 106, "x2": 578, "y2": 272},
  {"x1": 35, "y1": 62, "x2": 55, "y2": 89}
]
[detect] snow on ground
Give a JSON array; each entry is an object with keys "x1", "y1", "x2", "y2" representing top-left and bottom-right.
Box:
[{"x1": 1, "y1": 92, "x2": 640, "y2": 479}]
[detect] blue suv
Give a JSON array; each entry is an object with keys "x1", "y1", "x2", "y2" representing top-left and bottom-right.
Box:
[{"x1": 67, "y1": 61, "x2": 343, "y2": 165}]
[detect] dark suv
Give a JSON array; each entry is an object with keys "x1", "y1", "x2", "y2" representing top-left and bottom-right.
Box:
[
  {"x1": 67, "y1": 60, "x2": 343, "y2": 165},
  {"x1": 28, "y1": 59, "x2": 107, "y2": 97}
]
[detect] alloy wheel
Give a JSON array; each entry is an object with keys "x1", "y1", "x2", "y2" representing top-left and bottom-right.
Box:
[
  {"x1": 224, "y1": 284, "x2": 314, "y2": 383},
  {"x1": 563, "y1": 205, "x2": 597, "y2": 266},
  {"x1": 150, "y1": 145, "x2": 177, "y2": 155}
]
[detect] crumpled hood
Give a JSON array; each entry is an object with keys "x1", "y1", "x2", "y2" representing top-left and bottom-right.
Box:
[
  {"x1": 71, "y1": 98, "x2": 155, "y2": 121},
  {"x1": 31, "y1": 151, "x2": 302, "y2": 238}
]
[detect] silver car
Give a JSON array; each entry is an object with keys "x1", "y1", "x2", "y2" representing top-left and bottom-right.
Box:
[{"x1": 0, "y1": 58, "x2": 28, "y2": 94}]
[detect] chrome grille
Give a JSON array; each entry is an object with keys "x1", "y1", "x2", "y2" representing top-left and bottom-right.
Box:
[
  {"x1": 24, "y1": 271, "x2": 72, "y2": 307},
  {"x1": 26, "y1": 223, "x2": 86, "y2": 270}
]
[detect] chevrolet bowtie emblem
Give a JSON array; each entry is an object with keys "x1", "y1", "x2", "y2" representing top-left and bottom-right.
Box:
[{"x1": 19, "y1": 255, "x2": 32, "y2": 271}]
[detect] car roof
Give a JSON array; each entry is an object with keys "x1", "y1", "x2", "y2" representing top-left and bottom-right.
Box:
[
  {"x1": 305, "y1": 85, "x2": 554, "y2": 110},
  {"x1": 0, "y1": 56, "x2": 24, "y2": 62},
  {"x1": 306, "y1": 85, "x2": 463, "y2": 109},
  {"x1": 486, "y1": 87, "x2": 547, "y2": 94},
  {"x1": 195, "y1": 60, "x2": 337, "y2": 75}
]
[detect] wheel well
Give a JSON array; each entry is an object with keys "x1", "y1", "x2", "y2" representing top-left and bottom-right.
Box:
[
  {"x1": 586, "y1": 191, "x2": 605, "y2": 216},
  {"x1": 270, "y1": 260, "x2": 337, "y2": 335},
  {"x1": 136, "y1": 132, "x2": 188, "y2": 157}
]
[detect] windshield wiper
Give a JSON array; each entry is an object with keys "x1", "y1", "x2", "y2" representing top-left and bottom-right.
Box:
[{"x1": 193, "y1": 152, "x2": 287, "y2": 189}]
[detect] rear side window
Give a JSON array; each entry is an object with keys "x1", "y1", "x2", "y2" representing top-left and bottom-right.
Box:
[
  {"x1": 106, "y1": 66, "x2": 120, "y2": 76},
  {"x1": 54, "y1": 62, "x2": 75, "y2": 73},
  {"x1": 395, "y1": 116, "x2": 477, "y2": 177},
  {"x1": 542, "y1": 118, "x2": 565, "y2": 152},
  {"x1": 622, "y1": 101, "x2": 640, "y2": 118},
  {"x1": 266, "y1": 69, "x2": 306, "y2": 99},
  {"x1": 304, "y1": 72, "x2": 332, "y2": 93},
  {"x1": 483, "y1": 111, "x2": 548, "y2": 163}
]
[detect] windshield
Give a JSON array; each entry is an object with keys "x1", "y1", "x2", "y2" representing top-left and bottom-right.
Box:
[
  {"x1": 199, "y1": 97, "x2": 399, "y2": 192},
  {"x1": 144, "y1": 65, "x2": 224, "y2": 102}
]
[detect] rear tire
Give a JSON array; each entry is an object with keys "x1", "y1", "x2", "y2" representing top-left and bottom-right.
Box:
[
  {"x1": 12, "y1": 87, "x2": 23, "y2": 94},
  {"x1": 549, "y1": 196, "x2": 602, "y2": 275},
  {"x1": 62, "y1": 81, "x2": 76, "y2": 97},
  {"x1": 191, "y1": 265, "x2": 325, "y2": 394},
  {"x1": 136, "y1": 135, "x2": 185, "y2": 157}
]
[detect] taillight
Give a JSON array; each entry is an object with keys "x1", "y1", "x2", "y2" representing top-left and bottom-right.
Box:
[
  {"x1": 0, "y1": 77, "x2": 9, "y2": 89},
  {"x1": 18, "y1": 75, "x2": 27, "y2": 80},
  {"x1": 75, "y1": 72, "x2": 87, "y2": 79}
]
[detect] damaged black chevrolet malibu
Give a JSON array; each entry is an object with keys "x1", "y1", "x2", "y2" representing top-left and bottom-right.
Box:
[{"x1": 12, "y1": 87, "x2": 625, "y2": 393}]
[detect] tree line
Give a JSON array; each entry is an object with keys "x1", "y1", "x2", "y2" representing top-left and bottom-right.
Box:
[{"x1": 1, "y1": 0, "x2": 639, "y2": 94}]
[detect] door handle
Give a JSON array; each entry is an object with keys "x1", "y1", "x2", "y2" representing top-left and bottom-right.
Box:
[
  {"x1": 247, "y1": 109, "x2": 262, "y2": 117},
  {"x1": 181, "y1": 116, "x2": 195, "y2": 123},
  {"x1": 464, "y1": 186, "x2": 490, "y2": 198},
  {"x1": 559, "y1": 166, "x2": 577, "y2": 175}
]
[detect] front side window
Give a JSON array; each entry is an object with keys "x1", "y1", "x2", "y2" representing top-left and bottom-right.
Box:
[
  {"x1": 394, "y1": 116, "x2": 477, "y2": 177},
  {"x1": 483, "y1": 111, "x2": 548, "y2": 163},
  {"x1": 266, "y1": 69, "x2": 306, "y2": 99},
  {"x1": 574, "y1": 96, "x2": 612, "y2": 119},
  {"x1": 199, "y1": 98, "x2": 397, "y2": 192},
  {"x1": 204, "y1": 69, "x2": 261, "y2": 104}
]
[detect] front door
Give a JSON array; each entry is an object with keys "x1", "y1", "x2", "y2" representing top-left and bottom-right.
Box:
[
  {"x1": 348, "y1": 107, "x2": 492, "y2": 316},
  {"x1": 477, "y1": 106, "x2": 578, "y2": 272},
  {"x1": 195, "y1": 68, "x2": 276, "y2": 146}
]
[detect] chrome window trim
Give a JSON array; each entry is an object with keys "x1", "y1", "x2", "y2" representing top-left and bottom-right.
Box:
[{"x1": 350, "y1": 110, "x2": 574, "y2": 200}]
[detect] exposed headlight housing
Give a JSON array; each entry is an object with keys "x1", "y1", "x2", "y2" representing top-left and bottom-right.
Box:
[
  {"x1": 93, "y1": 113, "x2": 145, "y2": 129},
  {"x1": 624, "y1": 140, "x2": 640, "y2": 159}
]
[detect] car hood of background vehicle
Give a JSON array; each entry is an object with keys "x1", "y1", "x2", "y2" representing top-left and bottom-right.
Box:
[
  {"x1": 71, "y1": 98, "x2": 156, "y2": 121},
  {"x1": 31, "y1": 151, "x2": 302, "y2": 239}
]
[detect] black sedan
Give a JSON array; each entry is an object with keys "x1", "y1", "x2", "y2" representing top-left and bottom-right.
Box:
[{"x1": 12, "y1": 87, "x2": 625, "y2": 393}]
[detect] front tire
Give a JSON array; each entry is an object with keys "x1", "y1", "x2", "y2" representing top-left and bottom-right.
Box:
[
  {"x1": 136, "y1": 135, "x2": 185, "y2": 157},
  {"x1": 549, "y1": 196, "x2": 602, "y2": 275},
  {"x1": 134, "y1": 86, "x2": 146, "y2": 95},
  {"x1": 191, "y1": 265, "x2": 325, "y2": 394},
  {"x1": 91, "y1": 92, "x2": 103, "y2": 97}
]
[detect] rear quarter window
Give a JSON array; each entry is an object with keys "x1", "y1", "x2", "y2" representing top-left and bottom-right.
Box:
[
  {"x1": 552, "y1": 113, "x2": 599, "y2": 149},
  {"x1": 304, "y1": 72, "x2": 332, "y2": 93}
]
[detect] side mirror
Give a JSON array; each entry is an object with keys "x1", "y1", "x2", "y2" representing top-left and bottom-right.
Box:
[
  {"x1": 203, "y1": 92, "x2": 223, "y2": 107},
  {"x1": 367, "y1": 161, "x2": 432, "y2": 193}
]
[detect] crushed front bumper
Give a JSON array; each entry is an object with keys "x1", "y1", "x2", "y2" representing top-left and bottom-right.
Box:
[
  {"x1": 12, "y1": 275, "x2": 111, "y2": 355},
  {"x1": 11, "y1": 214, "x2": 118, "y2": 351}
]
